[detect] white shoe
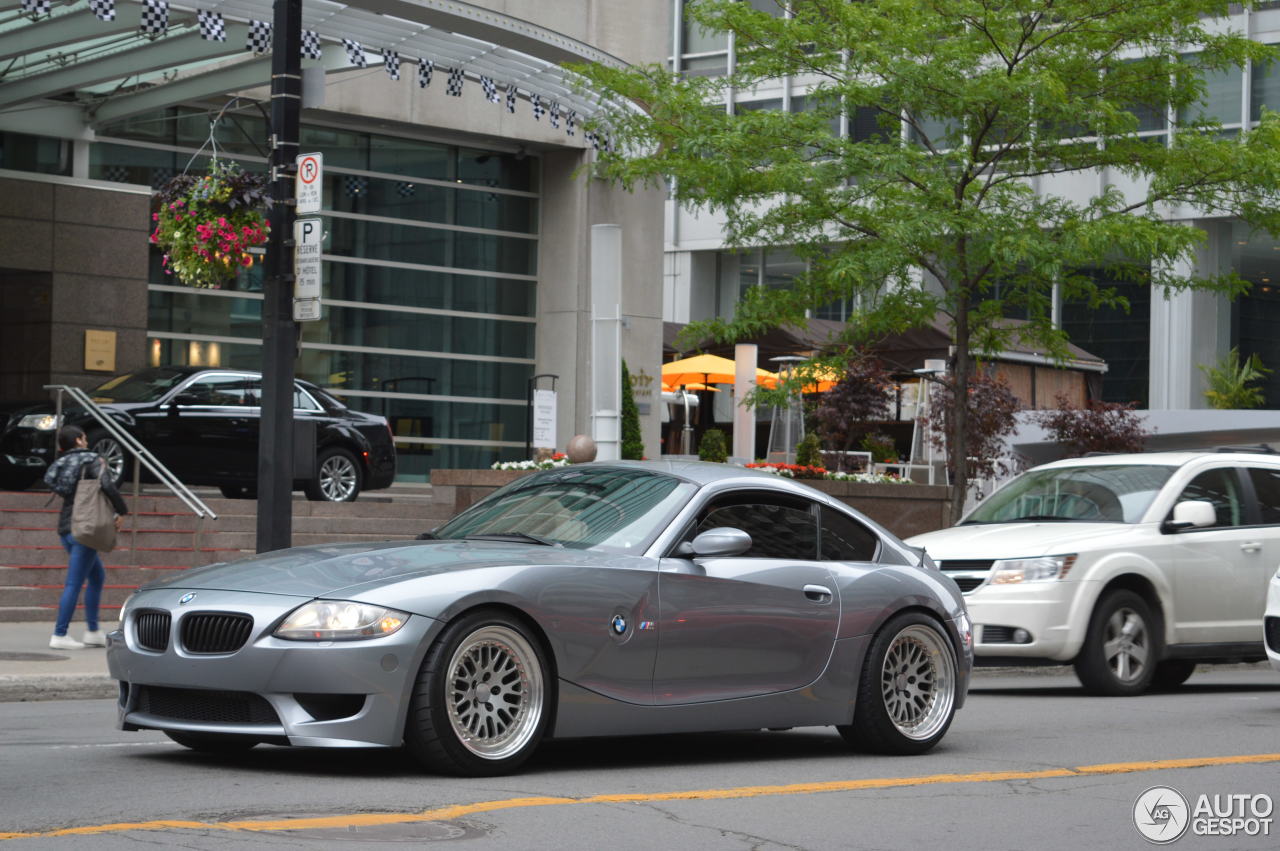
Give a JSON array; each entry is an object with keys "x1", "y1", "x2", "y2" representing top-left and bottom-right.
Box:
[
  {"x1": 82, "y1": 630, "x2": 107, "y2": 647},
  {"x1": 50, "y1": 634, "x2": 86, "y2": 650}
]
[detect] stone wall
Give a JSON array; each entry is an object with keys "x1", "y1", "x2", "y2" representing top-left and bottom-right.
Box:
[{"x1": 429, "y1": 469, "x2": 954, "y2": 539}]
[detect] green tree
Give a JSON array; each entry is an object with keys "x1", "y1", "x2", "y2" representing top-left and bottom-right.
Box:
[
  {"x1": 1199, "y1": 348, "x2": 1271, "y2": 409},
  {"x1": 578, "y1": 0, "x2": 1280, "y2": 521},
  {"x1": 620, "y1": 359, "x2": 645, "y2": 459},
  {"x1": 698, "y1": 428, "x2": 729, "y2": 462}
]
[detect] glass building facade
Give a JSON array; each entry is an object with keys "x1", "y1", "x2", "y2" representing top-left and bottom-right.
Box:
[{"x1": 87, "y1": 107, "x2": 538, "y2": 479}]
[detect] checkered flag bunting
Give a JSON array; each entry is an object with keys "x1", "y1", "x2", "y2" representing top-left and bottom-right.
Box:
[
  {"x1": 505, "y1": 85, "x2": 517, "y2": 114},
  {"x1": 20, "y1": 0, "x2": 51, "y2": 17},
  {"x1": 343, "y1": 38, "x2": 366, "y2": 67},
  {"x1": 103, "y1": 165, "x2": 130, "y2": 183},
  {"x1": 139, "y1": 0, "x2": 167, "y2": 34},
  {"x1": 383, "y1": 50, "x2": 400, "y2": 80},
  {"x1": 480, "y1": 76, "x2": 499, "y2": 103},
  {"x1": 565, "y1": 110, "x2": 576, "y2": 137},
  {"x1": 417, "y1": 58, "x2": 433, "y2": 88},
  {"x1": 446, "y1": 67, "x2": 464, "y2": 97},
  {"x1": 150, "y1": 168, "x2": 174, "y2": 191},
  {"x1": 397, "y1": 182, "x2": 416, "y2": 198},
  {"x1": 530, "y1": 93, "x2": 544, "y2": 121},
  {"x1": 344, "y1": 176, "x2": 368, "y2": 197},
  {"x1": 197, "y1": 10, "x2": 225, "y2": 41},
  {"x1": 549, "y1": 101, "x2": 560, "y2": 129},
  {"x1": 301, "y1": 30, "x2": 322, "y2": 60},
  {"x1": 246, "y1": 20, "x2": 271, "y2": 54},
  {"x1": 88, "y1": 0, "x2": 115, "y2": 22}
]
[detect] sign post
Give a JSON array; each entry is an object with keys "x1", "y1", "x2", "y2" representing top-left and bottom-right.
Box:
[{"x1": 293, "y1": 217, "x2": 323, "y2": 321}]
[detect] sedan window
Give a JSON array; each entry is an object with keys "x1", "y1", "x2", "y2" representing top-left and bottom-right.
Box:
[
  {"x1": 89, "y1": 368, "x2": 188, "y2": 402},
  {"x1": 179, "y1": 375, "x2": 259, "y2": 407},
  {"x1": 696, "y1": 499, "x2": 817, "y2": 559}
]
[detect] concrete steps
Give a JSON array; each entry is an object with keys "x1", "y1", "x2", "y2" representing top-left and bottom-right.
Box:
[{"x1": 0, "y1": 486, "x2": 454, "y2": 623}]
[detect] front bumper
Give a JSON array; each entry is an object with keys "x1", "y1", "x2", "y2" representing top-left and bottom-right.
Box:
[
  {"x1": 107, "y1": 588, "x2": 442, "y2": 748},
  {"x1": 1265, "y1": 573, "x2": 1280, "y2": 672},
  {"x1": 965, "y1": 580, "x2": 1089, "y2": 664}
]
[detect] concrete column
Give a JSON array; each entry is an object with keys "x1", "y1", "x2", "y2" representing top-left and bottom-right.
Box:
[
  {"x1": 1148, "y1": 221, "x2": 1232, "y2": 409},
  {"x1": 591, "y1": 223, "x2": 622, "y2": 460},
  {"x1": 732, "y1": 343, "x2": 758, "y2": 461}
]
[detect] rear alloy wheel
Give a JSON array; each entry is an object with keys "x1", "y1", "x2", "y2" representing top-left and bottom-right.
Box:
[
  {"x1": 405, "y1": 611, "x2": 551, "y2": 776},
  {"x1": 304, "y1": 447, "x2": 361, "y2": 502},
  {"x1": 1074, "y1": 590, "x2": 1157, "y2": 696},
  {"x1": 86, "y1": 430, "x2": 127, "y2": 483},
  {"x1": 164, "y1": 731, "x2": 259, "y2": 753},
  {"x1": 839, "y1": 611, "x2": 958, "y2": 755}
]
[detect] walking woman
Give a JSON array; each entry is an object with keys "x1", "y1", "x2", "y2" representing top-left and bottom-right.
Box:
[{"x1": 42, "y1": 425, "x2": 128, "y2": 650}]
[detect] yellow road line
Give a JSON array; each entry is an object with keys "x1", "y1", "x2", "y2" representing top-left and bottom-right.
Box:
[{"x1": 3, "y1": 752, "x2": 1278, "y2": 840}]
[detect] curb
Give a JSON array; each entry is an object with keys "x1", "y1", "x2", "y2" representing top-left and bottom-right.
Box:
[{"x1": 0, "y1": 674, "x2": 115, "y2": 702}]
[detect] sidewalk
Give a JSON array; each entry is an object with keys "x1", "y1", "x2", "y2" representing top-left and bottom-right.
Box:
[{"x1": 0, "y1": 620, "x2": 114, "y2": 702}]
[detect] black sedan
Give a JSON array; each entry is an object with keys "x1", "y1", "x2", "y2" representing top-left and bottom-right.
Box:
[{"x1": 0, "y1": 367, "x2": 396, "y2": 501}]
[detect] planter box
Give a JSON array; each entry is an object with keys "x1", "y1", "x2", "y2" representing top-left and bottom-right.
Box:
[{"x1": 430, "y1": 468, "x2": 953, "y2": 539}]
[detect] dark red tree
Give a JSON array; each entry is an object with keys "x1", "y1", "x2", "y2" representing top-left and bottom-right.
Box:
[
  {"x1": 1032, "y1": 394, "x2": 1151, "y2": 457},
  {"x1": 927, "y1": 369, "x2": 1021, "y2": 481}
]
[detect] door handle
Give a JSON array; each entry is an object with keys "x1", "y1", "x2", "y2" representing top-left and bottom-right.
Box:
[
  {"x1": 1240, "y1": 541, "x2": 1263, "y2": 553},
  {"x1": 803, "y1": 584, "x2": 833, "y2": 603}
]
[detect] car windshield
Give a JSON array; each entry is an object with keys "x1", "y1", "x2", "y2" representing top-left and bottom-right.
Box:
[
  {"x1": 90, "y1": 368, "x2": 190, "y2": 403},
  {"x1": 434, "y1": 467, "x2": 697, "y2": 553},
  {"x1": 963, "y1": 464, "x2": 1177, "y2": 524}
]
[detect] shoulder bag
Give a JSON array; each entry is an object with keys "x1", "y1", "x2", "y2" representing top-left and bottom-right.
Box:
[{"x1": 71, "y1": 458, "x2": 118, "y2": 553}]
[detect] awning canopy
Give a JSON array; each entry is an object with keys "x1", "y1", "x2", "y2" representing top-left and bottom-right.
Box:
[{"x1": 0, "y1": 0, "x2": 627, "y2": 138}]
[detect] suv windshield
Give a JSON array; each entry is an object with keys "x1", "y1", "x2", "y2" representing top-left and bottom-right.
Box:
[
  {"x1": 90, "y1": 368, "x2": 189, "y2": 403},
  {"x1": 963, "y1": 464, "x2": 1177, "y2": 524},
  {"x1": 434, "y1": 467, "x2": 696, "y2": 553}
]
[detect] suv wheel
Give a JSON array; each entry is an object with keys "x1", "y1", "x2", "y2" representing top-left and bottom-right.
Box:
[
  {"x1": 1074, "y1": 589, "x2": 1157, "y2": 696},
  {"x1": 1152, "y1": 659, "x2": 1197, "y2": 689}
]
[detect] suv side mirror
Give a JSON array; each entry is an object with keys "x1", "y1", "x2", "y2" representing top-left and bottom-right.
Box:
[
  {"x1": 1162, "y1": 500, "x2": 1217, "y2": 533},
  {"x1": 676, "y1": 527, "x2": 753, "y2": 558}
]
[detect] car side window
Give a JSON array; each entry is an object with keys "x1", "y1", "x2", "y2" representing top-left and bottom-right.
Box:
[
  {"x1": 1173, "y1": 468, "x2": 1244, "y2": 528},
  {"x1": 293, "y1": 386, "x2": 322, "y2": 411},
  {"x1": 696, "y1": 498, "x2": 817, "y2": 559},
  {"x1": 181, "y1": 375, "x2": 257, "y2": 407},
  {"x1": 1246, "y1": 467, "x2": 1280, "y2": 525},
  {"x1": 820, "y1": 507, "x2": 880, "y2": 562}
]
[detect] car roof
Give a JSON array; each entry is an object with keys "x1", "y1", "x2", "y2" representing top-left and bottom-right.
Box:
[
  {"x1": 1034, "y1": 450, "x2": 1280, "y2": 471},
  {"x1": 567, "y1": 459, "x2": 792, "y2": 486}
]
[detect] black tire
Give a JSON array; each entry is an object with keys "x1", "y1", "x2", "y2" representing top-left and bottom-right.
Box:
[
  {"x1": 1074, "y1": 590, "x2": 1158, "y2": 696},
  {"x1": 218, "y1": 485, "x2": 256, "y2": 499},
  {"x1": 304, "y1": 447, "x2": 362, "y2": 502},
  {"x1": 164, "y1": 731, "x2": 260, "y2": 753},
  {"x1": 404, "y1": 610, "x2": 552, "y2": 776},
  {"x1": 86, "y1": 430, "x2": 128, "y2": 484},
  {"x1": 838, "y1": 611, "x2": 959, "y2": 755},
  {"x1": 0, "y1": 468, "x2": 41, "y2": 491},
  {"x1": 1152, "y1": 659, "x2": 1197, "y2": 689}
]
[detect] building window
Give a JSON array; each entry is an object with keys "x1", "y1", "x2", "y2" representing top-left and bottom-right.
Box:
[{"x1": 1061, "y1": 269, "x2": 1151, "y2": 406}]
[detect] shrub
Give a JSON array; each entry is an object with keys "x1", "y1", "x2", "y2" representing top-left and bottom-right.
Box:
[
  {"x1": 794, "y1": 432, "x2": 823, "y2": 467},
  {"x1": 1033, "y1": 394, "x2": 1151, "y2": 456},
  {"x1": 1200, "y1": 348, "x2": 1271, "y2": 409},
  {"x1": 698, "y1": 428, "x2": 729, "y2": 462},
  {"x1": 620, "y1": 360, "x2": 645, "y2": 460},
  {"x1": 860, "y1": 432, "x2": 897, "y2": 462}
]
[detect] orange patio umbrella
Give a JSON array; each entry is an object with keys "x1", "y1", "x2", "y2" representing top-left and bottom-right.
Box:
[{"x1": 661, "y1": 353, "x2": 778, "y2": 388}]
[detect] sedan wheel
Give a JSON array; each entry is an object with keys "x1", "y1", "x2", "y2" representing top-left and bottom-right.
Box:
[
  {"x1": 304, "y1": 448, "x2": 361, "y2": 502},
  {"x1": 839, "y1": 612, "x2": 958, "y2": 754},
  {"x1": 405, "y1": 611, "x2": 550, "y2": 776},
  {"x1": 87, "y1": 431, "x2": 127, "y2": 483},
  {"x1": 1074, "y1": 590, "x2": 1156, "y2": 696}
]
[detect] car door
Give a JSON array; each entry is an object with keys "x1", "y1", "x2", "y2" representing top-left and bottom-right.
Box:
[
  {"x1": 1238, "y1": 466, "x2": 1280, "y2": 624},
  {"x1": 654, "y1": 492, "x2": 839, "y2": 705},
  {"x1": 155, "y1": 373, "x2": 259, "y2": 482},
  {"x1": 1168, "y1": 466, "x2": 1265, "y2": 644}
]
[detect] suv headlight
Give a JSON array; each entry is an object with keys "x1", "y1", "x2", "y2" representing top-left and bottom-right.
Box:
[
  {"x1": 17, "y1": 414, "x2": 60, "y2": 431},
  {"x1": 991, "y1": 554, "x2": 1076, "y2": 584},
  {"x1": 275, "y1": 601, "x2": 408, "y2": 641}
]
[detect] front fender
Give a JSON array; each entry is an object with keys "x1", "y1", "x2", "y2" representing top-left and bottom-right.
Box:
[{"x1": 1065, "y1": 550, "x2": 1175, "y2": 656}]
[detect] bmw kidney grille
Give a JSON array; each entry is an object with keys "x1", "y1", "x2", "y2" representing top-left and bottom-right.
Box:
[
  {"x1": 180, "y1": 612, "x2": 254, "y2": 654},
  {"x1": 133, "y1": 611, "x2": 171, "y2": 652}
]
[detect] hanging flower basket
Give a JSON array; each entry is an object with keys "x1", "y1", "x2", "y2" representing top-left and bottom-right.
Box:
[{"x1": 150, "y1": 160, "x2": 270, "y2": 289}]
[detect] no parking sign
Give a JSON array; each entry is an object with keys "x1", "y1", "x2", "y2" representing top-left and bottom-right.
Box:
[{"x1": 295, "y1": 152, "x2": 322, "y2": 214}]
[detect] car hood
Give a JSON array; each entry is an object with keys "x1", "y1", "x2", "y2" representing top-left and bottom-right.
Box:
[
  {"x1": 141, "y1": 538, "x2": 626, "y2": 598},
  {"x1": 906, "y1": 521, "x2": 1139, "y2": 559}
]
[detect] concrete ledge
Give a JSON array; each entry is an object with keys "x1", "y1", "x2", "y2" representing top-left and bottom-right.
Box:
[{"x1": 0, "y1": 673, "x2": 115, "y2": 702}]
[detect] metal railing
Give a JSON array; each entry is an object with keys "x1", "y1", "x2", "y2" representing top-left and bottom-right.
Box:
[{"x1": 44, "y1": 384, "x2": 218, "y2": 560}]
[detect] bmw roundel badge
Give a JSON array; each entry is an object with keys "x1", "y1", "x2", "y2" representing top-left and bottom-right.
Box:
[
  {"x1": 611, "y1": 614, "x2": 627, "y2": 635},
  {"x1": 179, "y1": 592, "x2": 196, "y2": 605}
]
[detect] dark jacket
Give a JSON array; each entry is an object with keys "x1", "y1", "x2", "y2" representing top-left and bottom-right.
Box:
[{"x1": 43, "y1": 449, "x2": 129, "y2": 538}]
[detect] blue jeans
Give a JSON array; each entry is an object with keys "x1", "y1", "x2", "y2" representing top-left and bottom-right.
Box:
[{"x1": 55, "y1": 533, "x2": 104, "y2": 636}]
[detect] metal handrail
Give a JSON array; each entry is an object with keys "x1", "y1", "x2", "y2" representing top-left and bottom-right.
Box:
[{"x1": 44, "y1": 384, "x2": 218, "y2": 558}]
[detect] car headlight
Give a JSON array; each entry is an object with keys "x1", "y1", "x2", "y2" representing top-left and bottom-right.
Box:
[
  {"x1": 17, "y1": 414, "x2": 59, "y2": 431},
  {"x1": 274, "y1": 601, "x2": 408, "y2": 641},
  {"x1": 991, "y1": 554, "x2": 1076, "y2": 584}
]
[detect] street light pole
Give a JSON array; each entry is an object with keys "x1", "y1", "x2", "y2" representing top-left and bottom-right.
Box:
[{"x1": 256, "y1": 0, "x2": 302, "y2": 553}]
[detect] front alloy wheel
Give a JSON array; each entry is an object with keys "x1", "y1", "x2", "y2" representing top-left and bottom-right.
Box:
[
  {"x1": 1074, "y1": 589, "x2": 1156, "y2": 696},
  {"x1": 405, "y1": 611, "x2": 551, "y2": 776},
  {"x1": 87, "y1": 431, "x2": 126, "y2": 483},
  {"x1": 840, "y1": 612, "x2": 958, "y2": 754}
]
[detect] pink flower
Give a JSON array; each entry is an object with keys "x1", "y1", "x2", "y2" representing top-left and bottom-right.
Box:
[{"x1": 152, "y1": 213, "x2": 159, "y2": 221}]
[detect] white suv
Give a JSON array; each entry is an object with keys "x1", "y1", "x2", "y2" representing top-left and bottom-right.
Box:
[{"x1": 907, "y1": 450, "x2": 1279, "y2": 695}]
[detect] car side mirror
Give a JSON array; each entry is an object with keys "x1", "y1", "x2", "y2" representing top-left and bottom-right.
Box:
[
  {"x1": 1162, "y1": 500, "x2": 1217, "y2": 533},
  {"x1": 172, "y1": 392, "x2": 201, "y2": 406},
  {"x1": 680, "y1": 527, "x2": 753, "y2": 558}
]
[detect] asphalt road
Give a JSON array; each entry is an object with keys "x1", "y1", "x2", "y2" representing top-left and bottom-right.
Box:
[{"x1": 1, "y1": 667, "x2": 1278, "y2": 850}]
